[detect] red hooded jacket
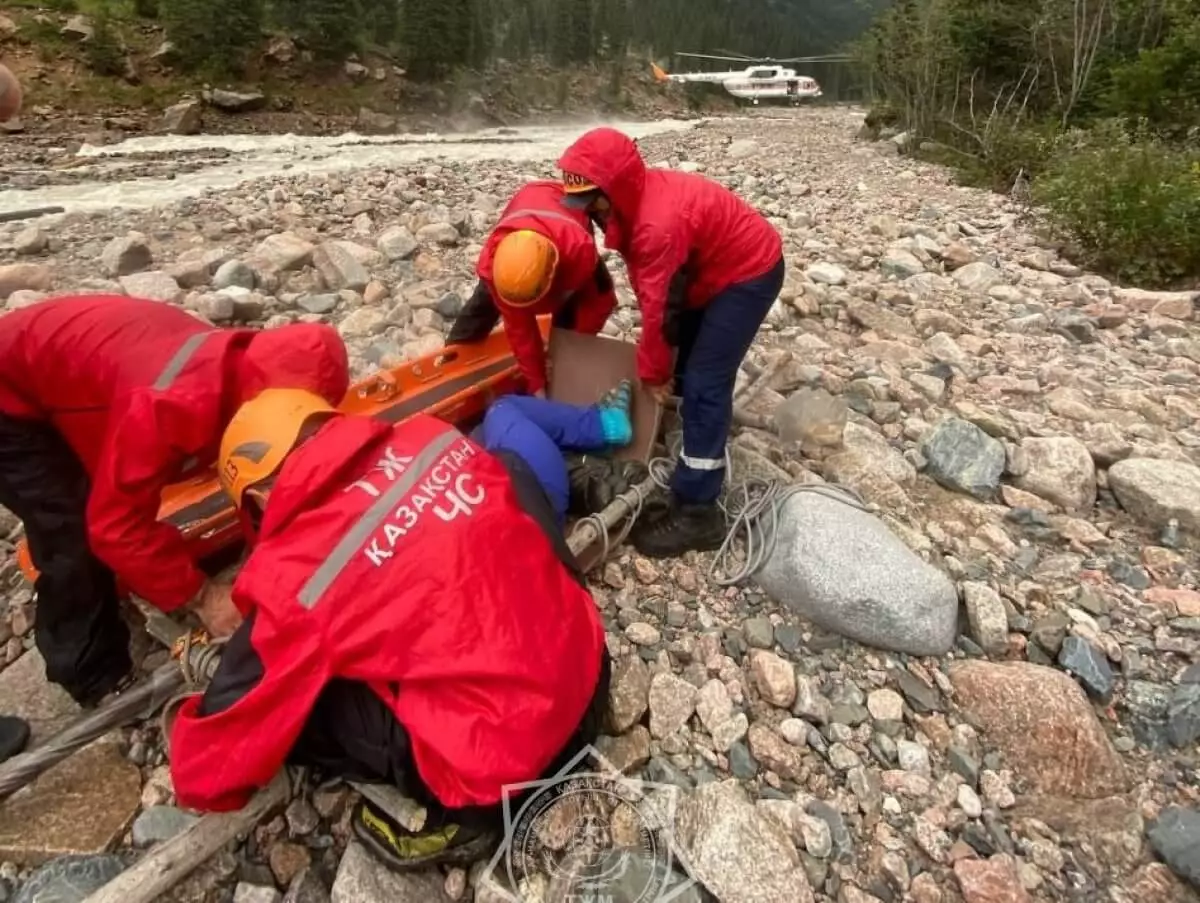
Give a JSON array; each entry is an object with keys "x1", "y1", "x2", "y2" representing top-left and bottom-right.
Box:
[
  {"x1": 169, "y1": 412, "x2": 605, "y2": 812},
  {"x1": 557, "y1": 128, "x2": 783, "y2": 385},
  {"x1": 477, "y1": 180, "x2": 617, "y2": 393},
  {"x1": 0, "y1": 295, "x2": 348, "y2": 611}
]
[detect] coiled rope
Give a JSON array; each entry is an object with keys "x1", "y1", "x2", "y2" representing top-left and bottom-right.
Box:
[{"x1": 573, "y1": 429, "x2": 869, "y2": 586}]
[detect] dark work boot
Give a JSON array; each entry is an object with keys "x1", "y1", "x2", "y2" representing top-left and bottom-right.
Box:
[
  {"x1": 631, "y1": 500, "x2": 726, "y2": 558},
  {"x1": 0, "y1": 716, "x2": 30, "y2": 763}
]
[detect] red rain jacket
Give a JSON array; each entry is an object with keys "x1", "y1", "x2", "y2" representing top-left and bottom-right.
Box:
[
  {"x1": 477, "y1": 180, "x2": 617, "y2": 393},
  {"x1": 169, "y1": 412, "x2": 606, "y2": 812},
  {"x1": 558, "y1": 128, "x2": 782, "y2": 385},
  {"x1": 0, "y1": 295, "x2": 348, "y2": 611}
]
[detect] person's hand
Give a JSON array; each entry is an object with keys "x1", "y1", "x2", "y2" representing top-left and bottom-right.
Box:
[
  {"x1": 191, "y1": 580, "x2": 242, "y2": 638},
  {"x1": 533, "y1": 387, "x2": 546, "y2": 399},
  {"x1": 645, "y1": 380, "x2": 673, "y2": 405}
]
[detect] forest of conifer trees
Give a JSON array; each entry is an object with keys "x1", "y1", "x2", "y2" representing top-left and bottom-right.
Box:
[{"x1": 140, "y1": 0, "x2": 884, "y2": 79}]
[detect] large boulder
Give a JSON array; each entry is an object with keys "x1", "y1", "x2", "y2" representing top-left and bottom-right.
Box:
[
  {"x1": 1108, "y1": 458, "x2": 1200, "y2": 533},
  {"x1": 948, "y1": 661, "x2": 1127, "y2": 799},
  {"x1": 756, "y1": 489, "x2": 958, "y2": 656}
]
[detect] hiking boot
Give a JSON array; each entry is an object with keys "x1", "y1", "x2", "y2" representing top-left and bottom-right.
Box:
[
  {"x1": 351, "y1": 798, "x2": 498, "y2": 872},
  {"x1": 567, "y1": 454, "x2": 606, "y2": 515},
  {"x1": 596, "y1": 379, "x2": 633, "y2": 446},
  {"x1": 566, "y1": 456, "x2": 649, "y2": 515},
  {"x1": 0, "y1": 716, "x2": 30, "y2": 764},
  {"x1": 631, "y1": 501, "x2": 726, "y2": 558}
]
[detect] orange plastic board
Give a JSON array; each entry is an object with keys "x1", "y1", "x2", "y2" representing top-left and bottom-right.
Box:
[{"x1": 16, "y1": 319, "x2": 551, "y2": 585}]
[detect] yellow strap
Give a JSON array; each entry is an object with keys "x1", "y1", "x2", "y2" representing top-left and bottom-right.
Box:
[{"x1": 171, "y1": 628, "x2": 211, "y2": 659}]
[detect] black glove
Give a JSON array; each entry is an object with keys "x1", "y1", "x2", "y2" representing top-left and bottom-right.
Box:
[{"x1": 445, "y1": 280, "x2": 500, "y2": 345}]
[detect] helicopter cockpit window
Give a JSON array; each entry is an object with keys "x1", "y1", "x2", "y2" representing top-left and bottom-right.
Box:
[{"x1": 748, "y1": 68, "x2": 775, "y2": 79}]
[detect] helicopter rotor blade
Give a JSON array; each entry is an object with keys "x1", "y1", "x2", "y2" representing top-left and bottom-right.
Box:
[{"x1": 675, "y1": 52, "x2": 758, "y2": 63}]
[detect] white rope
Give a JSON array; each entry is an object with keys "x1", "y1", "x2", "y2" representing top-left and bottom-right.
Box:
[
  {"x1": 644, "y1": 430, "x2": 870, "y2": 586},
  {"x1": 709, "y1": 479, "x2": 868, "y2": 585}
]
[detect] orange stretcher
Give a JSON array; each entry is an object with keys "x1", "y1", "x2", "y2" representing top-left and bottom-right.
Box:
[{"x1": 15, "y1": 319, "x2": 550, "y2": 586}]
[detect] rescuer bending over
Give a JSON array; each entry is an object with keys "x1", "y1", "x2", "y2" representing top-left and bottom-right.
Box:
[
  {"x1": 0, "y1": 295, "x2": 348, "y2": 709},
  {"x1": 445, "y1": 180, "x2": 618, "y2": 396},
  {"x1": 558, "y1": 127, "x2": 786, "y2": 558},
  {"x1": 167, "y1": 384, "x2": 633, "y2": 871}
]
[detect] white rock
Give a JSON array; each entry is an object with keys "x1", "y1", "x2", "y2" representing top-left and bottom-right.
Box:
[
  {"x1": 1015, "y1": 437, "x2": 1097, "y2": 511},
  {"x1": 647, "y1": 672, "x2": 696, "y2": 738},
  {"x1": 961, "y1": 582, "x2": 1009, "y2": 655},
  {"x1": 952, "y1": 261, "x2": 1004, "y2": 293},
  {"x1": 806, "y1": 262, "x2": 846, "y2": 285},
  {"x1": 1108, "y1": 458, "x2": 1200, "y2": 533},
  {"x1": 120, "y1": 270, "x2": 182, "y2": 303},
  {"x1": 958, "y1": 784, "x2": 983, "y2": 819},
  {"x1": 695, "y1": 679, "x2": 734, "y2": 734},
  {"x1": 881, "y1": 249, "x2": 925, "y2": 278},
  {"x1": 897, "y1": 739, "x2": 932, "y2": 776},
  {"x1": 377, "y1": 225, "x2": 419, "y2": 260},
  {"x1": 338, "y1": 308, "x2": 388, "y2": 339},
  {"x1": 101, "y1": 232, "x2": 153, "y2": 277},
  {"x1": 727, "y1": 139, "x2": 760, "y2": 158},
  {"x1": 867, "y1": 688, "x2": 905, "y2": 722}
]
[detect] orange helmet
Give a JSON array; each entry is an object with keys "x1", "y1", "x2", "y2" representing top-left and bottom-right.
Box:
[
  {"x1": 492, "y1": 229, "x2": 559, "y2": 307},
  {"x1": 218, "y1": 388, "x2": 335, "y2": 508}
]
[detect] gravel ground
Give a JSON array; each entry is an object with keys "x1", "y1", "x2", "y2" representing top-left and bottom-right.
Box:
[{"x1": 0, "y1": 107, "x2": 1198, "y2": 903}]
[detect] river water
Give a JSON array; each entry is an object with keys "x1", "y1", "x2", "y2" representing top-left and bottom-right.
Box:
[{"x1": 0, "y1": 118, "x2": 698, "y2": 217}]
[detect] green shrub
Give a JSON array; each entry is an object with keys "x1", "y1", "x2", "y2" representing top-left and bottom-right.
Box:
[
  {"x1": 85, "y1": 13, "x2": 127, "y2": 77},
  {"x1": 937, "y1": 117, "x2": 1063, "y2": 192},
  {"x1": 1102, "y1": 19, "x2": 1200, "y2": 140},
  {"x1": 1033, "y1": 120, "x2": 1200, "y2": 287},
  {"x1": 133, "y1": 0, "x2": 160, "y2": 18}
]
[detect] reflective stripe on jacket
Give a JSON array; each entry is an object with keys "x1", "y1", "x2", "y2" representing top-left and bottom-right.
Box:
[
  {"x1": 0, "y1": 295, "x2": 348, "y2": 608},
  {"x1": 169, "y1": 413, "x2": 605, "y2": 811}
]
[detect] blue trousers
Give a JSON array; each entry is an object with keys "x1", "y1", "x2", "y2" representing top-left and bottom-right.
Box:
[
  {"x1": 477, "y1": 396, "x2": 607, "y2": 523},
  {"x1": 672, "y1": 258, "x2": 785, "y2": 504}
]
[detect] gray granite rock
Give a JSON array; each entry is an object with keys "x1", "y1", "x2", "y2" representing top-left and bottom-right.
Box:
[{"x1": 757, "y1": 490, "x2": 958, "y2": 656}]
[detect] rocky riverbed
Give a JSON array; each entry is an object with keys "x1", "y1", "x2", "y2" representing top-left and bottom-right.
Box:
[{"x1": 0, "y1": 106, "x2": 1199, "y2": 903}]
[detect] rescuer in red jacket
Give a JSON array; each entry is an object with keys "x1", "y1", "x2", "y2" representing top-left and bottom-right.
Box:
[
  {"x1": 557, "y1": 127, "x2": 786, "y2": 558},
  {"x1": 445, "y1": 180, "x2": 619, "y2": 395},
  {"x1": 168, "y1": 388, "x2": 620, "y2": 870},
  {"x1": 0, "y1": 295, "x2": 348, "y2": 707}
]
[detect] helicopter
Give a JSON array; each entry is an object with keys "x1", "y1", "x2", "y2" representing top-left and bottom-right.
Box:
[{"x1": 651, "y1": 51, "x2": 830, "y2": 105}]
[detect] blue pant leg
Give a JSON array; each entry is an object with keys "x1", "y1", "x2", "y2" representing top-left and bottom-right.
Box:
[
  {"x1": 480, "y1": 399, "x2": 571, "y2": 522},
  {"x1": 672, "y1": 258, "x2": 785, "y2": 504},
  {"x1": 495, "y1": 395, "x2": 607, "y2": 450}
]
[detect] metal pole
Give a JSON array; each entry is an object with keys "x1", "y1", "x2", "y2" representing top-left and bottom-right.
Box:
[{"x1": 0, "y1": 663, "x2": 183, "y2": 800}]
